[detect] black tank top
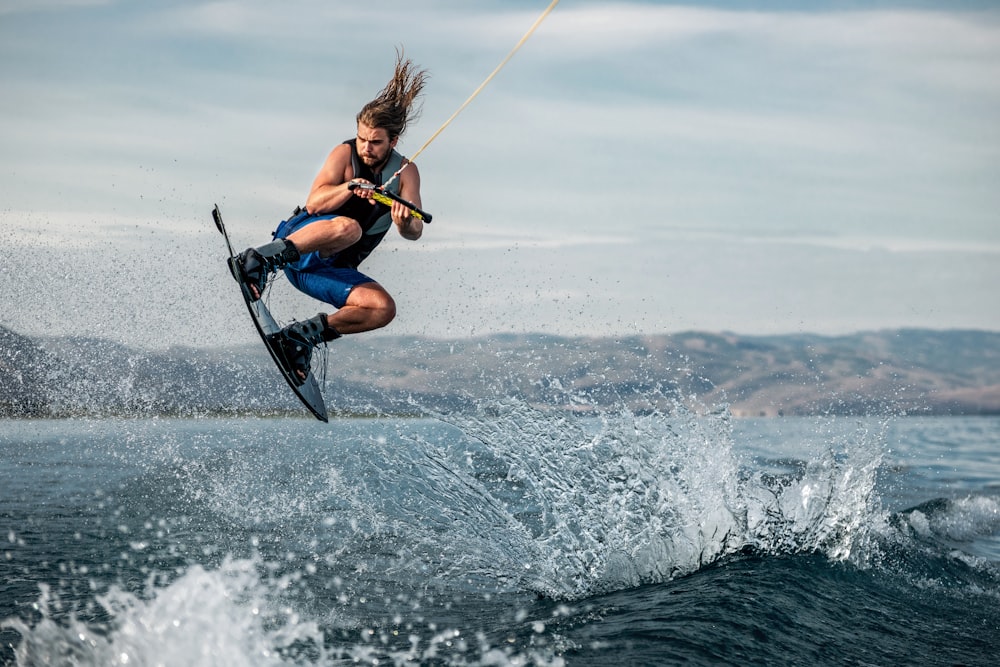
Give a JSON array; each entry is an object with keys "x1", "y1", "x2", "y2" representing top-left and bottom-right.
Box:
[{"x1": 331, "y1": 139, "x2": 405, "y2": 269}]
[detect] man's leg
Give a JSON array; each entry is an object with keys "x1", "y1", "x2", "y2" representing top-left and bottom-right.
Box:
[
  {"x1": 286, "y1": 217, "x2": 362, "y2": 258},
  {"x1": 274, "y1": 283, "x2": 394, "y2": 383},
  {"x1": 273, "y1": 273, "x2": 394, "y2": 381},
  {"x1": 327, "y1": 282, "x2": 396, "y2": 334},
  {"x1": 236, "y1": 215, "x2": 362, "y2": 300}
]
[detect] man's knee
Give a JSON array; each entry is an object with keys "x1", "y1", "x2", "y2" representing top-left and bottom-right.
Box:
[
  {"x1": 328, "y1": 217, "x2": 362, "y2": 248},
  {"x1": 346, "y1": 284, "x2": 396, "y2": 330},
  {"x1": 371, "y1": 294, "x2": 396, "y2": 328},
  {"x1": 294, "y1": 217, "x2": 362, "y2": 257}
]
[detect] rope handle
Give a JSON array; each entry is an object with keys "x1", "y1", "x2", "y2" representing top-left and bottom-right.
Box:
[{"x1": 348, "y1": 182, "x2": 433, "y2": 223}]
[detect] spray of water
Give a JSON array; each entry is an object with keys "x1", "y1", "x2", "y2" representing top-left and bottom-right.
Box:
[
  {"x1": 335, "y1": 396, "x2": 886, "y2": 600},
  {"x1": 3, "y1": 396, "x2": 891, "y2": 665}
]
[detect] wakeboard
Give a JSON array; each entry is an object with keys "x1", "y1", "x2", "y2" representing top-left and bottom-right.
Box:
[{"x1": 212, "y1": 204, "x2": 329, "y2": 422}]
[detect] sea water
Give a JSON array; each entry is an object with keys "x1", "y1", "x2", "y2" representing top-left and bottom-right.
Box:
[{"x1": 1, "y1": 405, "x2": 998, "y2": 665}]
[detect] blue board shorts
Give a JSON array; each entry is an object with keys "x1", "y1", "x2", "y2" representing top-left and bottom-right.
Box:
[{"x1": 273, "y1": 210, "x2": 376, "y2": 309}]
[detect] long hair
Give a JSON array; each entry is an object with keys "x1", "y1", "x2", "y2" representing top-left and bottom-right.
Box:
[{"x1": 357, "y1": 49, "x2": 428, "y2": 140}]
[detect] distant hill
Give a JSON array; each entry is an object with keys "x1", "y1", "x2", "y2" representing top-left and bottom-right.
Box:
[
  {"x1": 1, "y1": 326, "x2": 998, "y2": 418},
  {"x1": 0, "y1": 327, "x2": 52, "y2": 417},
  {"x1": 334, "y1": 330, "x2": 1000, "y2": 417}
]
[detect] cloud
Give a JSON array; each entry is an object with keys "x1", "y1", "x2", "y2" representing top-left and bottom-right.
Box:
[
  {"x1": 2, "y1": 1, "x2": 999, "y2": 344},
  {"x1": 130, "y1": 0, "x2": 336, "y2": 39},
  {"x1": 532, "y1": 4, "x2": 1000, "y2": 56},
  {"x1": 0, "y1": 0, "x2": 111, "y2": 16}
]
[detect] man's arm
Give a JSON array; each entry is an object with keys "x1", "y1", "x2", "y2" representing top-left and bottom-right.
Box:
[
  {"x1": 394, "y1": 161, "x2": 423, "y2": 241},
  {"x1": 305, "y1": 144, "x2": 359, "y2": 215}
]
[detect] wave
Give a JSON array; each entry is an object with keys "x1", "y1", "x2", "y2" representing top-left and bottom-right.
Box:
[
  {"x1": 3, "y1": 560, "x2": 325, "y2": 667},
  {"x1": 319, "y1": 397, "x2": 890, "y2": 600},
  {"x1": 5, "y1": 401, "x2": 998, "y2": 666}
]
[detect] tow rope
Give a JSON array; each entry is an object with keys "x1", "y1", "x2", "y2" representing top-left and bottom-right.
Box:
[{"x1": 383, "y1": 0, "x2": 561, "y2": 191}]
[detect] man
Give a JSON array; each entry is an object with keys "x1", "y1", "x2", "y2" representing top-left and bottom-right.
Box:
[{"x1": 234, "y1": 52, "x2": 428, "y2": 383}]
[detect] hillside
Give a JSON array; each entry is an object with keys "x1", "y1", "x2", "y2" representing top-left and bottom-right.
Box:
[
  {"x1": 2, "y1": 326, "x2": 998, "y2": 418},
  {"x1": 333, "y1": 330, "x2": 1000, "y2": 417}
]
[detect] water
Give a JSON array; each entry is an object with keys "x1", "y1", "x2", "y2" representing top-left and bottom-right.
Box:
[{"x1": 2, "y1": 404, "x2": 998, "y2": 665}]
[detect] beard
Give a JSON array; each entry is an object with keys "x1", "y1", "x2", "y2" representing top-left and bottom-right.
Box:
[{"x1": 360, "y1": 147, "x2": 390, "y2": 169}]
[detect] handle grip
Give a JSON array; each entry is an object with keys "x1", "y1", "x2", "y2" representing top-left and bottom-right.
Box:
[{"x1": 348, "y1": 182, "x2": 433, "y2": 223}]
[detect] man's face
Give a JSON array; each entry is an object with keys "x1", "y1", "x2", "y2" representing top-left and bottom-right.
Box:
[{"x1": 356, "y1": 122, "x2": 397, "y2": 168}]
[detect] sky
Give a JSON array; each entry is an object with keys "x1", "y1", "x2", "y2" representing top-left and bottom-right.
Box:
[{"x1": 2, "y1": 0, "x2": 998, "y2": 349}]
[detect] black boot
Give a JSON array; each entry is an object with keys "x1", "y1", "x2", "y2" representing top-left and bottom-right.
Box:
[
  {"x1": 231, "y1": 239, "x2": 300, "y2": 301},
  {"x1": 272, "y1": 313, "x2": 339, "y2": 385}
]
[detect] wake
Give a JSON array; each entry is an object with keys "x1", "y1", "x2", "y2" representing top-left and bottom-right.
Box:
[{"x1": 342, "y1": 396, "x2": 887, "y2": 600}]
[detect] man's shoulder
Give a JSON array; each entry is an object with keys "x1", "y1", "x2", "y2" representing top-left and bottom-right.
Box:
[
  {"x1": 396, "y1": 153, "x2": 419, "y2": 176},
  {"x1": 324, "y1": 142, "x2": 354, "y2": 169},
  {"x1": 399, "y1": 159, "x2": 420, "y2": 189},
  {"x1": 331, "y1": 141, "x2": 354, "y2": 157}
]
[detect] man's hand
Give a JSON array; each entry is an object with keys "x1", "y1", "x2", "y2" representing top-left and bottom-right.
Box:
[
  {"x1": 348, "y1": 179, "x2": 376, "y2": 199},
  {"x1": 390, "y1": 200, "x2": 412, "y2": 224},
  {"x1": 348, "y1": 180, "x2": 426, "y2": 235},
  {"x1": 392, "y1": 200, "x2": 422, "y2": 240}
]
